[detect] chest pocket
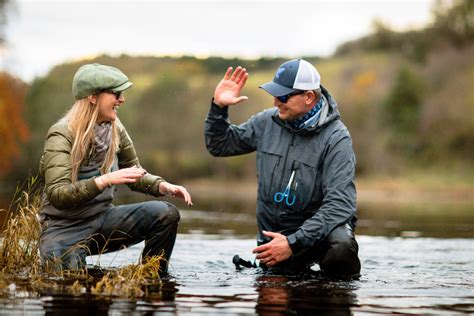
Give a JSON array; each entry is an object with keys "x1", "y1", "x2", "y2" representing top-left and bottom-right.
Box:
[
  {"x1": 288, "y1": 147, "x2": 323, "y2": 213},
  {"x1": 256, "y1": 145, "x2": 284, "y2": 203}
]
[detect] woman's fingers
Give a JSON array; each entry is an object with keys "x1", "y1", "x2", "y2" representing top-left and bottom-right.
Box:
[
  {"x1": 123, "y1": 178, "x2": 138, "y2": 183},
  {"x1": 123, "y1": 167, "x2": 146, "y2": 177},
  {"x1": 181, "y1": 187, "x2": 193, "y2": 206},
  {"x1": 171, "y1": 185, "x2": 193, "y2": 206},
  {"x1": 109, "y1": 167, "x2": 146, "y2": 185}
]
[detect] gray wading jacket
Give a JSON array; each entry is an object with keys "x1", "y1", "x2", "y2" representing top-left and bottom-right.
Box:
[{"x1": 204, "y1": 86, "x2": 357, "y2": 253}]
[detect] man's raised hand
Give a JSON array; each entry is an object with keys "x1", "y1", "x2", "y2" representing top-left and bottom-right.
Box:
[{"x1": 213, "y1": 66, "x2": 249, "y2": 107}]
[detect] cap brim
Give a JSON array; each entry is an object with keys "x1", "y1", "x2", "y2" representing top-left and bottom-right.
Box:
[
  {"x1": 111, "y1": 81, "x2": 133, "y2": 92},
  {"x1": 259, "y1": 81, "x2": 296, "y2": 97}
]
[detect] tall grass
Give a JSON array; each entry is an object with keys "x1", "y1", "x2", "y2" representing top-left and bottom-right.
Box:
[
  {"x1": 0, "y1": 176, "x2": 42, "y2": 275},
  {"x1": 0, "y1": 177, "x2": 164, "y2": 298}
]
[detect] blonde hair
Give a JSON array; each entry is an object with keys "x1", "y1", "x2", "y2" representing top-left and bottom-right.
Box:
[{"x1": 65, "y1": 97, "x2": 119, "y2": 181}]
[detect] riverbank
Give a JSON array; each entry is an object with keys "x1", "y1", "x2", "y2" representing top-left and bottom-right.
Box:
[{"x1": 183, "y1": 172, "x2": 473, "y2": 206}]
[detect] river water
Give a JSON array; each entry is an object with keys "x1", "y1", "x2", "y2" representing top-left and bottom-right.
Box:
[{"x1": 1, "y1": 205, "x2": 473, "y2": 315}]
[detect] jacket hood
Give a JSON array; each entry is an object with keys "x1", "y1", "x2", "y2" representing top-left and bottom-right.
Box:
[{"x1": 272, "y1": 85, "x2": 340, "y2": 136}]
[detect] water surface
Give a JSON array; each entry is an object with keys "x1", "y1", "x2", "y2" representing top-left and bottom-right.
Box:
[{"x1": 1, "y1": 208, "x2": 473, "y2": 315}]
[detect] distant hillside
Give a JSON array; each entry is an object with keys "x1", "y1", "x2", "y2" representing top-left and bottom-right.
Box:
[{"x1": 17, "y1": 43, "x2": 473, "y2": 183}]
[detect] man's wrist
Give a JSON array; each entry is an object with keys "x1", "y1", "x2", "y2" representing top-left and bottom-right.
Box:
[
  {"x1": 286, "y1": 234, "x2": 302, "y2": 254},
  {"x1": 284, "y1": 236, "x2": 293, "y2": 255},
  {"x1": 212, "y1": 97, "x2": 227, "y2": 108},
  {"x1": 210, "y1": 99, "x2": 230, "y2": 115}
]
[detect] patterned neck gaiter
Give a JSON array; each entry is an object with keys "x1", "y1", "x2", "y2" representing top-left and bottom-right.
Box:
[{"x1": 288, "y1": 96, "x2": 324, "y2": 130}]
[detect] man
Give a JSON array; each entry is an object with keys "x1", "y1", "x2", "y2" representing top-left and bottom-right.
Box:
[{"x1": 204, "y1": 59, "x2": 361, "y2": 277}]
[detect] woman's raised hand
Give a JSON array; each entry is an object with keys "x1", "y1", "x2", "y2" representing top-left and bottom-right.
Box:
[{"x1": 213, "y1": 66, "x2": 249, "y2": 107}]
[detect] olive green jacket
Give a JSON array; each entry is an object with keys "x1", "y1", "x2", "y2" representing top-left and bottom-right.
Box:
[{"x1": 39, "y1": 119, "x2": 165, "y2": 219}]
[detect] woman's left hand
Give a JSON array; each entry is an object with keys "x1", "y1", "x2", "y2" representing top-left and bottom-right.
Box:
[{"x1": 159, "y1": 182, "x2": 193, "y2": 206}]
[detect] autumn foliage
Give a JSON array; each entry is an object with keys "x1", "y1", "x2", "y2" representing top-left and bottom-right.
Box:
[{"x1": 0, "y1": 72, "x2": 30, "y2": 175}]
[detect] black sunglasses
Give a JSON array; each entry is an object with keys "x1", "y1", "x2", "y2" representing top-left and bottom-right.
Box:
[
  {"x1": 102, "y1": 90, "x2": 123, "y2": 100},
  {"x1": 277, "y1": 90, "x2": 305, "y2": 103}
]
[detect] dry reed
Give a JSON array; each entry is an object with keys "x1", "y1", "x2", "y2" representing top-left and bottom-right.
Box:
[
  {"x1": 0, "y1": 176, "x2": 42, "y2": 275},
  {"x1": 0, "y1": 177, "x2": 165, "y2": 298}
]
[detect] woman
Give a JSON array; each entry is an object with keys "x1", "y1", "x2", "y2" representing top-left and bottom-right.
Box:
[{"x1": 39, "y1": 63, "x2": 192, "y2": 273}]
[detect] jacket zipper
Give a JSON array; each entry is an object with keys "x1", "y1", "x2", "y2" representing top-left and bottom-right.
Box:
[{"x1": 275, "y1": 132, "x2": 296, "y2": 226}]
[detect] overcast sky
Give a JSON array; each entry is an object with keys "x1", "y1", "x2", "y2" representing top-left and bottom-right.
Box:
[{"x1": 3, "y1": 0, "x2": 434, "y2": 82}]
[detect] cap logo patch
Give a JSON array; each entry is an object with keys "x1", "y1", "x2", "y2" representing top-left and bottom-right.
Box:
[{"x1": 275, "y1": 67, "x2": 286, "y2": 79}]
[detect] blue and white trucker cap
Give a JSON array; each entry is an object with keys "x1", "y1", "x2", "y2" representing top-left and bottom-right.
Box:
[{"x1": 260, "y1": 59, "x2": 321, "y2": 97}]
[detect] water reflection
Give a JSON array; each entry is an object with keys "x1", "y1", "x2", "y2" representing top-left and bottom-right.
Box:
[
  {"x1": 255, "y1": 274, "x2": 357, "y2": 315},
  {"x1": 39, "y1": 279, "x2": 179, "y2": 314},
  {"x1": 42, "y1": 295, "x2": 111, "y2": 315}
]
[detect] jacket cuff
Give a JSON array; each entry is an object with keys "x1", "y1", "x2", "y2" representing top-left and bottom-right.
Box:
[
  {"x1": 286, "y1": 233, "x2": 303, "y2": 254},
  {"x1": 210, "y1": 98, "x2": 229, "y2": 115},
  {"x1": 86, "y1": 177, "x2": 103, "y2": 197}
]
